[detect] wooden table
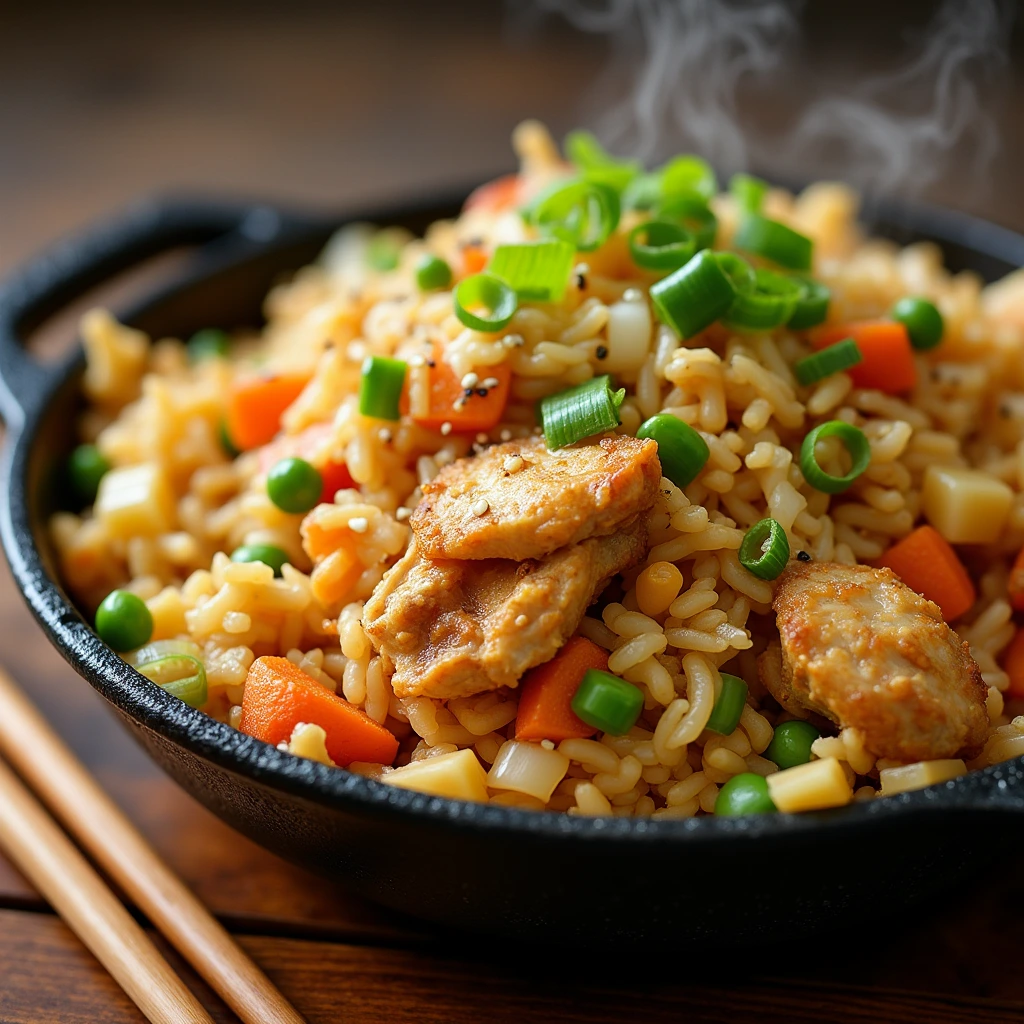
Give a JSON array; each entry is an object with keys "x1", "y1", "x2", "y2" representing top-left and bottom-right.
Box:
[{"x1": 3, "y1": 3, "x2": 1024, "y2": 1020}]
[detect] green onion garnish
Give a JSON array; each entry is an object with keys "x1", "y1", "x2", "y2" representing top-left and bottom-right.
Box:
[
  {"x1": 890, "y1": 296, "x2": 944, "y2": 350},
  {"x1": 628, "y1": 221, "x2": 696, "y2": 273},
  {"x1": 799, "y1": 420, "x2": 871, "y2": 494},
  {"x1": 636, "y1": 413, "x2": 709, "y2": 488},
  {"x1": 794, "y1": 338, "x2": 862, "y2": 387},
  {"x1": 739, "y1": 517, "x2": 790, "y2": 580},
  {"x1": 787, "y1": 276, "x2": 831, "y2": 330},
  {"x1": 724, "y1": 268, "x2": 803, "y2": 330},
  {"x1": 359, "y1": 355, "x2": 407, "y2": 420},
  {"x1": 659, "y1": 154, "x2": 718, "y2": 204},
  {"x1": 622, "y1": 172, "x2": 663, "y2": 211},
  {"x1": 570, "y1": 668, "x2": 644, "y2": 736},
  {"x1": 531, "y1": 178, "x2": 621, "y2": 252},
  {"x1": 137, "y1": 654, "x2": 208, "y2": 709},
  {"x1": 563, "y1": 130, "x2": 641, "y2": 192},
  {"x1": 453, "y1": 272, "x2": 518, "y2": 333},
  {"x1": 730, "y1": 173, "x2": 769, "y2": 213},
  {"x1": 366, "y1": 229, "x2": 405, "y2": 271},
  {"x1": 650, "y1": 250, "x2": 750, "y2": 340},
  {"x1": 705, "y1": 673, "x2": 748, "y2": 735},
  {"x1": 733, "y1": 213, "x2": 813, "y2": 271},
  {"x1": 187, "y1": 328, "x2": 231, "y2": 363},
  {"x1": 488, "y1": 240, "x2": 575, "y2": 302},
  {"x1": 656, "y1": 194, "x2": 718, "y2": 251},
  {"x1": 218, "y1": 418, "x2": 240, "y2": 459},
  {"x1": 415, "y1": 254, "x2": 452, "y2": 292},
  {"x1": 539, "y1": 374, "x2": 625, "y2": 450}
]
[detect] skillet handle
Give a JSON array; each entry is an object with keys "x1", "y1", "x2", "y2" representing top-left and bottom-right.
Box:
[{"x1": 0, "y1": 198, "x2": 277, "y2": 431}]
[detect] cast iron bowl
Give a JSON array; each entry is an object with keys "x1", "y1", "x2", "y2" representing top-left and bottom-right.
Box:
[{"x1": 2, "y1": 192, "x2": 1024, "y2": 945}]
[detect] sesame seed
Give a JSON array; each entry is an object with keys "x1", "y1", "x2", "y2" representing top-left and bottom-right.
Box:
[
  {"x1": 396, "y1": 507, "x2": 411, "y2": 521},
  {"x1": 476, "y1": 432, "x2": 489, "y2": 444},
  {"x1": 471, "y1": 498, "x2": 490, "y2": 516},
  {"x1": 440, "y1": 422, "x2": 453, "y2": 435},
  {"x1": 503, "y1": 455, "x2": 524, "y2": 474},
  {"x1": 348, "y1": 517, "x2": 369, "y2": 534},
  {"x1": 502, "y1": 333, "x2": 525, "y2": 348},
  {"x1": 463, "y1": 388, "x2": 475, "y2": 398},
  {"x1": 453, "y1": 398, "x2": 467, "y2": 411},
  {"x1": 378, "y1": 428, "x2": 393, "y2": 443},
  {"x1": 540, "y1": 739, "x2": 555, "y2": 751},
  {"x1": 623, "y1": 287, "x2": 643, "y2": 302},
  {"x1": 408, "y1": 354, "x2": 425, "y2": 368},
  {"x1": 500, "y1": 429, "x2": 512, "y2": 442},
  {"x1": 514, "y1": 614, "x2": 529, "y2": 627},
  {"x1": 482, "y1": 376, "x2": 500, "y2": 389},
  {"x1": 461, "y1": 372, "x2": 479, "y2": 389},
  {"x1": 574, "y1": 262, "x2": 590, "y2": 275}
]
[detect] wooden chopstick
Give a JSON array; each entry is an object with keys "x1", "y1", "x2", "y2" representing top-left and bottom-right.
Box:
[
  {"x1": 0, "y1": 667, "x2": 307, "y2": 1024},
  {"x1": 0, "y1": 756, "x2": 215, "y2": 1024}
]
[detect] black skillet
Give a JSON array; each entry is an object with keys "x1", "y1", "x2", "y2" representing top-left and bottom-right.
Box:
[{"x1": 1, "y1": 191, "x2": 1024, "y2": 945}]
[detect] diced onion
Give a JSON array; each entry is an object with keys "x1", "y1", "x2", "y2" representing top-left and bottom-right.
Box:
[{"x1": 486, "y1": 740, "x2": 570, "y2": 802}]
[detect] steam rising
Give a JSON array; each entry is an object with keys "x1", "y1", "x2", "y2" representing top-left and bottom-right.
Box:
[{"x1": 518, "y1": 0, "x2": 1014, "y2": 197}]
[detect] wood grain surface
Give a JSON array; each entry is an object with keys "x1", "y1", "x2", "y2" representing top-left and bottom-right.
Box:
[{"x1": 2, "y1": 3, "x2": 1024, "y2": 1021}]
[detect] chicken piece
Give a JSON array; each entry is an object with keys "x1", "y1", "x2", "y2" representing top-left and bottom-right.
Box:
[
  {"x1": 760, "y1": 561, "x2": 988, "y2": 762},
  {"x1": 363, "y1": 522, "x2": 647, "y2": 699},
  {"x1": 411, "y1": 435, "x2": 661, "y2": 561}
]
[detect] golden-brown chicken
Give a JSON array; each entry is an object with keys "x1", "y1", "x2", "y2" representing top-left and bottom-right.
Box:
[
  {"x1": 410, "y1": 435, "x2": 661, "y2": 561},
  {"x1": 363, "y1": 522, "x2": 647, "y2": 699},
  {"x1": 760, "y1": 561, "x2": 988, "y2": 762}
]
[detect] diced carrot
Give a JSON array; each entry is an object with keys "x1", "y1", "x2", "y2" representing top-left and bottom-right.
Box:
[
  {"x1": 877, "y1": 525, "x2": 976, "y2": 621},
  {"x1": 226, "y1": 373, "x2": 311, "y2": 451},
  {"x1": 463, "y1": 174, "x2": 522, "y2": 215},
  {"x1": 812, "y1": 321, "x2": 917, "y2": 394},
  {"x1": 515, "y1": 636, "x2": 609, "y2": 742},
  {"x1": 461, "y1": 243, "x2": 489, "y2": 276},
  {"x1": 1009, "y1": 546, "x2": 1024, "y2": 612},
  {"x1": 240, "y1": 656, "x2": 398, "y2": 766},
  {"x1": 1003, "y1": 628, "x2": 1024, "y2": 700},
  {"x1": 400, "y1": 341, "x2": 511, "y2": 434},
  {"x1": 257, "y1": 422, "x2": 355, "y2": 502}
]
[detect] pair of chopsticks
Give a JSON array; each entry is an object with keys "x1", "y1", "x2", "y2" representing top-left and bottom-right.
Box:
[{"x1": 0, "y1": 666, "x2": 307, "y2": 1024}]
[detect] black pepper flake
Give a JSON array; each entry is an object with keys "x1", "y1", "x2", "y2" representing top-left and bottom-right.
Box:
[
  {"x1": 596, "y1": 345, "x2": 609, "y2": 360},
  {"x1": 797, "y1": 550, "x2": 812, "y2": 562},
  {"x1": 464, "y1": 388, "x2": 475, "y2": 398},
  {"x1": 476, "y1": 387, "x2": 489, "y2": 397},
  {"x1": 726, "y1": 420, "x2": 738, "y2": 431},
  {"x1": 575, "y1": 272, "x2": 588, "y2": 290},
  {"x1": 427, "y1": 359, "x2": 436, "y2": 368}
]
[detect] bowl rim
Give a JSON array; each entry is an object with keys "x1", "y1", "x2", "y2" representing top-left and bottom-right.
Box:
[{"x1": 4, "y1": 189, "x2": 1024, "y2": 844}]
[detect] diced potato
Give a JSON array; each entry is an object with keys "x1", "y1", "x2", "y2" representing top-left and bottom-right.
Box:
[
  {"x1": 486, "y1": 740, "x2": 569, "y2": 802},
  {"x1": 765, "y1": 757, "x2": 853, "y2": 813},
  {"x1": 879, "y1": 758, "x2": 966, "y2": 797},
  {"x1": 95, "y1": 463, "x2": 175, "y2": 538},
  {"x1": 922, "y1": 465, "x2": 1013, "y2": 545},
  {"x1": 380, "y1": 748, "x2": 489, "y2": 803}
]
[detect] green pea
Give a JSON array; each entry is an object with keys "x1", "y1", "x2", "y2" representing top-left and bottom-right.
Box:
[
  {"x1": 231, "y1": 543, "x2": 290, "y2": 577},
  {"x1": 187, "y1": 328, "x2": 231, "y2": 363},
  {"x1": 715, "y1": 772, "x2": 776, "y2": 817},
  {"x1": 67, "y1": 444, "x2": 110, "y2": 505},
  {"x1": 765, "y1": 720, "x2": 820, "y2": 770},
  {"x1": 415, "y1": 254, "x2": 453, "y2": 292},
  {"x1": 95, "y1": 589, "x2": 153, "y2": 652},
  {"x1": 267, "y1": 457, "x2": 323, "y2": 514},
  {"x1": 891, "y1": 296, "x2": 944, "y2": 350}
]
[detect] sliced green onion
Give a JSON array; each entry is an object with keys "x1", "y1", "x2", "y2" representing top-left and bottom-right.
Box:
[
  {"x1": 531, "y1": 178, "x2": 621, "y2": 251},
  {"x1": 636, "y1": 413, "x2": 709, "y2": 488},
  {"x1": 563, "y1": 130, "x2": 641, "y2": 192},
  {"x1": 628, "y1": 221, "x2": 696, "y2": 272},
  {"x1": 800, "y1": 420, "x2": 871, "y2": 494},
  {"x1": 359, "y1": 355, "x2": 407, "y2": 420},
  {"x1": 539, "y1": 374, "x2": 625, "y2": 450},
  {"x1": 650, "y1": 249, "x2": 746, "y2": 340},
  {"x1": 724, "y1": 268, "x2": 803, "y2": 330},
  {"x1": 794, "y1": 338, "x2": 862, "y2": 387},
  {"x1": 705, "y1": 673, "x2": 748, "y2": 735},
  {"x1": 570, "y1": 668, "x2": 644, "y2": 736},
  {"x1": 218, "y1": 418, "x2": 240, "y2": 459},
  {"x1": 137, "y1": 654, "x2": 208, "y2": 709},
  {"x1": 891, "y1": 296, "x2": 944, "y2": 350},
  {"x1": 188, "y1": 328, "x2": 230, "y2": 363},
  {"x1": 730, "y1": 173, "x2": 768, "y2": 213},
  {"x1": 739, "y1": 518, "x2": 790, "y2": 580},
  {"x1": 656, "y1": 194, "x2": 718, "y2": 250},
  {"x1": 415, "y1": 254, "x2": 452, "y2": 291},
  {"x1": 733, "y1": 213, "x2": 813, "y2": 271},
  {"x1": 366, "y1": 229, "x2": 405, "y2": 271},
  {"x1": 453, "y1": 272, "x2": 518, "y2": 333},
  {"x1": 659, "y1": 155, "x2": 718, "y2": 204},
  {"x1": 622, "y1": 172, "x2": 663, "y2": 211},
  {"x1": 787, "y1": 276, "x2": 831, "y2": 330},
  {"x1": 488, "y1": 240, "x2": 575, "y2": 302}
]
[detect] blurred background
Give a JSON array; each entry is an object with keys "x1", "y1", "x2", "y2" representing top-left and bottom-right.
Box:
[{"x1": 1, "y1": 0, "x2": 1023, "y2": 275}]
